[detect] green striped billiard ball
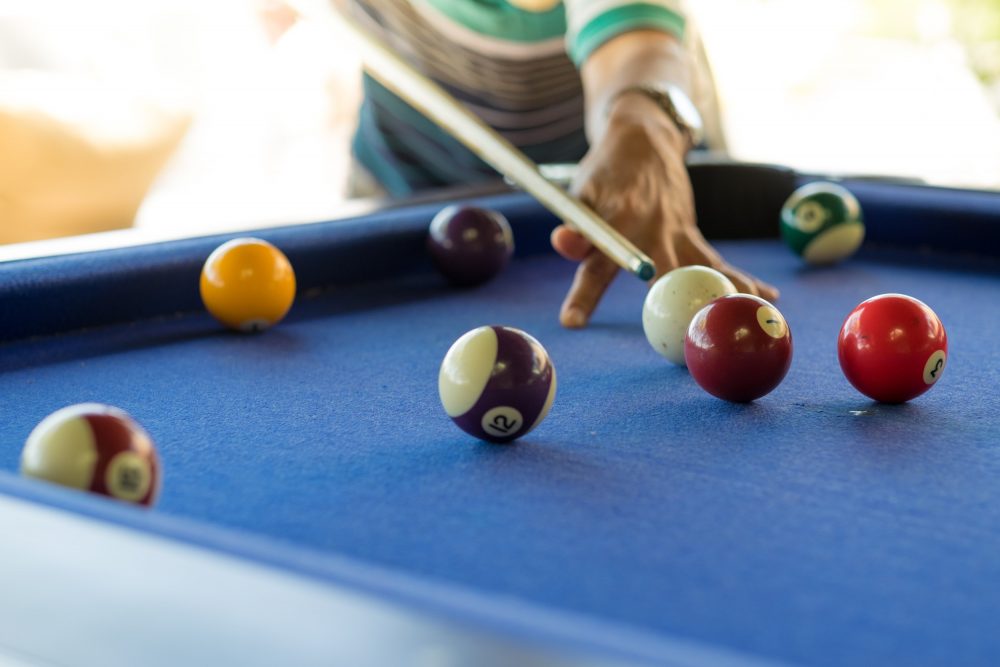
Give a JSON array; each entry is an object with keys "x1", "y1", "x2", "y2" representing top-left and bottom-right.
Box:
[{"x1": 780, "y1": 182, "x2": 865, "y2": 265}]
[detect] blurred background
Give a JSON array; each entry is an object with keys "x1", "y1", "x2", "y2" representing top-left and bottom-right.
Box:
[{"x1": 1, "y1": 0, "x2": 998, "y2": 251}]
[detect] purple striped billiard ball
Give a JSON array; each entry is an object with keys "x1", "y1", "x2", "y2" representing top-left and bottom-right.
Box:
[
  {"x1": 427, "y1": 206, "x2": 514, "y2": 286},
  {"x1": 439, "y1": 326, "x2": 557, "y2": 443}
]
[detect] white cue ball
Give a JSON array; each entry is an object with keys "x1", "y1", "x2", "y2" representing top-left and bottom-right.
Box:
[{"x1": 642, "y1": 266, "x2": 738, "y2": 365}]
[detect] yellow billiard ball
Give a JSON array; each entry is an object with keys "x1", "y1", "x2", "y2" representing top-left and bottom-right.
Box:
[{"x1": 200, "y1": 238, "x2": 296, "y2": 332}]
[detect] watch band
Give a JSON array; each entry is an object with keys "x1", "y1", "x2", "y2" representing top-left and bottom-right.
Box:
[{"x1": 611, "y1": 83, "x2": 704, "y2": 149}]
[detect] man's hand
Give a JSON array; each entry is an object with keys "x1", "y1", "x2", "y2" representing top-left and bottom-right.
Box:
[
  {"x1": 552, "y1": 31, "x2": 779, "y2": 329},
  {"x1": 552, "y1": 92, "x2": 778, "y2": 328}
]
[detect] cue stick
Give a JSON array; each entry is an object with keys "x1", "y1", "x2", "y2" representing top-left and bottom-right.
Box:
[{"x1": 288, "y1": 0, "x2": 656, "y2": 282}]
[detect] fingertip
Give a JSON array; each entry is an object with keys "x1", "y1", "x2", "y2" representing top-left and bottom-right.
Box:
[
  {"x1": 558, "y1": 253, "x2": 619, "y2": 329},
  {"x1": 760, "y1": 284, "x2": 781, "y2": 303},
  {"x1": 560, "y1": 305, "x2": 588, "y2": 329}
]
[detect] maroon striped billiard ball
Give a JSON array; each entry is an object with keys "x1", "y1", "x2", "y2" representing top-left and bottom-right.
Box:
[
  {"x1": 427, "y1": 206, "x2": 514, "y2": 286},
  {"x1": 439, "y1": 326, "x2": 556, "y2": 443},
  {"x1": 685, "y1": 294, "x2": 793, "y2": 402},
  {"x1": 20, "y1": 404, "x2": 161, "y2": 506},
  {"x1": 838, "y1": 293, "x2": 947, "y2": 403}
]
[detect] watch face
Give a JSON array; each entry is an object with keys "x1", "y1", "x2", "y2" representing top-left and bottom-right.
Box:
[
  {"x1": 663, "y1": 85, "x2": 704, "y2": 145},
  {"x1": 610, "y1": 84, "x2": 705, "y2": 147}
]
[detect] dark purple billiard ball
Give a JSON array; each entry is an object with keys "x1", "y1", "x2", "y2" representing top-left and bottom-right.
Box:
[
  {"x1": 684, "y1": 294, "x2": 793, "y2": 402},
  {"x1": 439, "y1": 326, "x2": 556, "y2": 443},
  {"x1": 427, "y1": 206, "x2": 514, "y2": 286}
]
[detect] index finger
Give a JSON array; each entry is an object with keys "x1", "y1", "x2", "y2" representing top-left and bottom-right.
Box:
[{"x1": 560, "y1": 250, "x2": 620, "y2": 328}]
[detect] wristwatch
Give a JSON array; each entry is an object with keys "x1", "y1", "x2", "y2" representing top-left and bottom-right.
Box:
[{"x1": 612, "y1": 83, "x2": 704, "y2": 150}]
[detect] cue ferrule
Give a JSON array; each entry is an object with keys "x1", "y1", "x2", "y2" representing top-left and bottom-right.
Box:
[{"x1": 292, "y1": 0, "x2": 657, "y2": 282}]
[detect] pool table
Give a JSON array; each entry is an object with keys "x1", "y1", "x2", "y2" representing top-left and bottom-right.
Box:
[{"x1": 0, "y1": 162, "x2": 998, "y2": 666}]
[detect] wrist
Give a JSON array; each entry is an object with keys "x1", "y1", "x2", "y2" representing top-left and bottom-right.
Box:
[
  {"x1": 606, "y1": 91, "x2": 691, "y2": 154},
  {"x1": 606, "y1": 83, "x2": 702, "y2": 152},
  {"x1": 608, "y1": 89, "x2": 666, "y2": 121}
]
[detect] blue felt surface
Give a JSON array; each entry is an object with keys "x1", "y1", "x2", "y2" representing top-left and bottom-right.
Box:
[
  {"x1": 0, "y1": 193, "x2": 556, "y2": 342},
  {"x1": 3, "y1": 169, "x2": 998, "y2": 343},
  {"x1": 0, "y1": 232, "x2": 999, "y2": 666}
]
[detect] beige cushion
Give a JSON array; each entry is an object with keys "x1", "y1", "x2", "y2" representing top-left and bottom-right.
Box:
[{"x1": 0, "y1": 72, "x2": 190, "y2": 244}]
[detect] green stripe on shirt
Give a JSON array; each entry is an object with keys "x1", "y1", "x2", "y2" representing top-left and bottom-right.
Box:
[
  {"x1": 348, "y1": 0, "x2": 691, "y2": 194},
  {"x1": 421, "y1": 0, "x2": 567, "y2": 42},
  {"x1": 568, "y1": 3, "x2": 686, "y2": 65}
]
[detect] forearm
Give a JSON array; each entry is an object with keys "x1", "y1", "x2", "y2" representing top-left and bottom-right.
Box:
[{"x1": 580, "y1": 29, "x2": 692, "y2": 142}]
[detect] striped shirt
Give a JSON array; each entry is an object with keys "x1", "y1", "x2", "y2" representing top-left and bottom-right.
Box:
[{"x1": 349, "y1": 0, "x2": 687, "y2": 195}]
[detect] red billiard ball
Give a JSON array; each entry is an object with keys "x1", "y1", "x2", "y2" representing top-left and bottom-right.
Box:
[
  {"x1": 838, "y1": 293, "x2": 947, "y2": 403},
  {"x1": 439, "y1": 326, "x2": 556, "y2": 443},
  {"x1": 20, "y1": 404, "x2": 161, "y2": 506},
  {"x1": 427, "y1": 206, "x2": 514, "y2": 287},
  {"x1": 685, "y1": 294, "x2": 793, "y2": 402}
]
